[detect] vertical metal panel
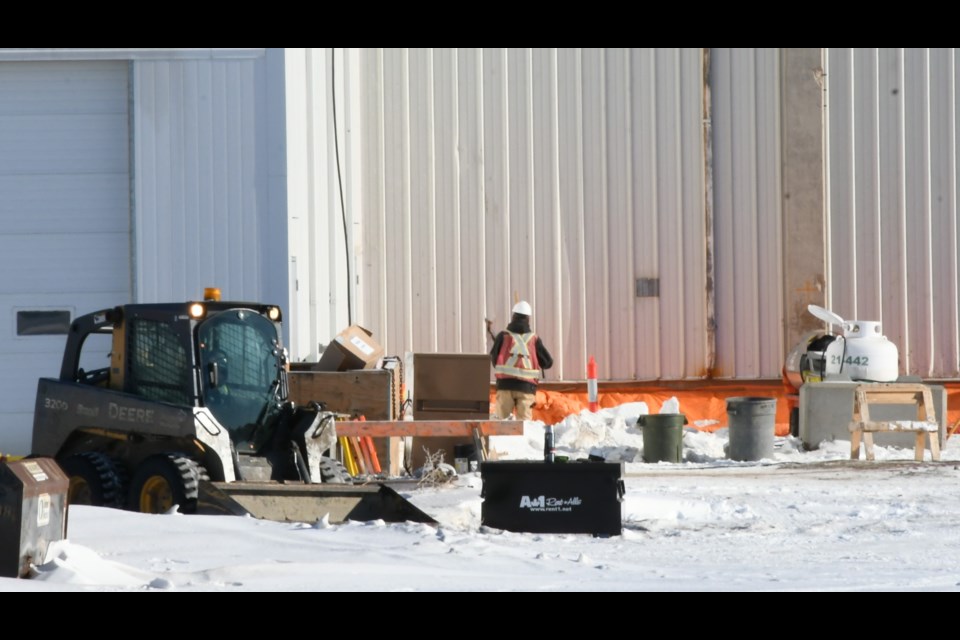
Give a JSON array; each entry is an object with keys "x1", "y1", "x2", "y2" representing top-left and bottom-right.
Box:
[
  {"x1": 654, "y1": 49, "x2": 685, "y2": 379},
  {"x1": 506, "y1": 49, "x2": 535, "y2": 318},
  {"x1": 531, "y1": 48, "x2": 562, "y2": 373},
  {"x1": 557, "y1": 48, "x2": 587, "y2": 380},
  {"x1": 358, "y1": 49, "x2": 387, "y2": 347},
  {"x1": 300, "y1": 49, "x2": 757, "y2": 381},
  {"x1": 631, "y1": 49, "x2": 661, "y2": 379},
  {"x1": 712, "y1": 48, "x2": 782, "y2": 379},
  {"x1": 930, "y1": 49, "x2": 959, "y2": 375},
  {"x1": 433, "y1": 49, "x2": 461, "y2": 350},
  {"x1": 876, "y1": 48, "x2": 908, "y2": 362},
  {"x1": 457, "y1": 49, "x2": 487, "y2": 351},
  {"x1": 580, "y1": 49, "x2": 612, "y2": 377},
  {"x1": 481, "y1": 48, "x2": 510, "y2": 348},
  {"x1": 604, "y1": 49, "x2": 633, "y2": 379},
  {"x1": 904, "y1": 49, "x2": 935, "y2": 375},
  {"x1": 408, "y1": 49, "x2": 436, "y2": 351},
  {"x1": 826, "y1": 48, "x2": 960, "y2": 377},
  {"x1": 383, "y1": 49, "x2": 412, "y2": 356},
  {"x1": 754, "y1": 50, "x2": 783, "y2": 377},
  {"x1": 132, "y1": 55, "x2": 278, "y2": 305}
]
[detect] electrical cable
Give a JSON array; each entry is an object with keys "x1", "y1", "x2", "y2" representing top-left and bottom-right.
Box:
[{"x1": 331, "y1": 48, "x2": 353, "y2": 325}]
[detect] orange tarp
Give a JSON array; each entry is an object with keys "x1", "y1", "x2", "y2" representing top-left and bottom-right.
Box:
[{"x1": 490, "y1": 381, "x2": 960, "y2": 438}]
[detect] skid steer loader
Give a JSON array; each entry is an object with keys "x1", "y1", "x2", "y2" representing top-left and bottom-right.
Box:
[{"x1": 30, "y1": 291, "x2": 434, "y2": 525}]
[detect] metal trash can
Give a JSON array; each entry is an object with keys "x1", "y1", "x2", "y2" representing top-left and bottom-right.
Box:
[
  {"x1": 726, "y1": 397, "x2": 777, "y2": 461},
  {"x1": 0, "y1": 457, "x2": 69, "y2": 578},
  {"x1": 480, "y1": 460, "x2": 625, "y2": 536}
]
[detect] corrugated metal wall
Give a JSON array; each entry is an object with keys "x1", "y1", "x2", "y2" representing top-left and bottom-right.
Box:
[
  {"x1": 711, "y1": 49, "x2": 783, "y2": 379},
  {"x1": 285, "y1": 48, "x2": 789, "y2": 381},
  {"x1": 131, "y1": 50, "x2": 289, "y2": 310},
  {"x1": 347, "y1": 48, "x2": 714, "y2": 381},
  {"x1": 825, "y1": 48, "x2": 960, "y2": 377}
]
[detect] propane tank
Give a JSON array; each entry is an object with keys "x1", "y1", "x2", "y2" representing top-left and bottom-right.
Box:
[
  {"x1": 784, "y1": 306, "x2": 901, "y2": 388},
  {"x1": 829, "y1": 320, "x2": 899, "y2": 382}
]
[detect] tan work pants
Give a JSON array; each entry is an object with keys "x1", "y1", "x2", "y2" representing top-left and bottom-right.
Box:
[{"x1": 495, "y1": 389, "x2": 535, "y2": 420}]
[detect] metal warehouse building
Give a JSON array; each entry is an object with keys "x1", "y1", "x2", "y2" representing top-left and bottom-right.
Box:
[{"x1": 1, "y1": 48, "x2": 958, "y2": 453}]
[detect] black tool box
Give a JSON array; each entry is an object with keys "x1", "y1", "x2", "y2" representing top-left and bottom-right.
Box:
[{"x1": 480, "y1": 460, "x2": 625, "y2": 536}]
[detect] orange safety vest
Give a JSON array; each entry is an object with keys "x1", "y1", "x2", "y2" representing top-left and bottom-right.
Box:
[{"x1": 494, "y1": 331, "x2": 541, "y2": 383}]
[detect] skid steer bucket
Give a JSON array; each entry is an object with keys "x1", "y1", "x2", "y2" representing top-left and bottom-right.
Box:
[{"x1": 196, "y1": 481, "x2": 437, "y2": 525}]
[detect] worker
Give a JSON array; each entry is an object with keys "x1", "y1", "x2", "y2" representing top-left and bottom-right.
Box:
[{"x1": 490, "y1": 300, "x2": 553, "y2": 420}]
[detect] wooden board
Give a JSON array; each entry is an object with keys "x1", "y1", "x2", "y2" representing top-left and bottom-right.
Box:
[
  {"x1": 335, "y1": 420, "x2": 523, "y2": 437},
  {"x1": 288, "y1": 369, "x2": 397, "y2": 420}
]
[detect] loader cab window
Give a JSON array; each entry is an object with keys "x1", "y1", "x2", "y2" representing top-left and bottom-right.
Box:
[
  {"x1": 129, "y1": 319, "x2": 191, "y2": 405},
  {"x1": 77, "y1": 332, "x2": 112, "y2": 386},
  {"x1": 197, "y1": 310, "x2": 283, "y2": 441}
]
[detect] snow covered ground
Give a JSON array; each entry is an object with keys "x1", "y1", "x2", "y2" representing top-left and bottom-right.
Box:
[{"x1": 4, "y1": 400, "x2": 960, "y2": 592}]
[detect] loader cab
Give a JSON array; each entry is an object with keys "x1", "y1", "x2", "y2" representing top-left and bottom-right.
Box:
[
  {"x1": 196, "y1": 307, "x2": 286, "y2": 449},
  {"x1": 60, "y1": 300, "x2": 289, "y2": 452}
]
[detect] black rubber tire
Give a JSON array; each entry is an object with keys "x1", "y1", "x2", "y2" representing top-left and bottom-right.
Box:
[
  {"x1": 60, "y1": 452, "x2": 127, "y2": 508},
  {"x1": 128, "y1": 453, "x2": 208, "y2": 515},
  {"x1": 319, "y1": 455, "x2": 354, "y2": 484}
]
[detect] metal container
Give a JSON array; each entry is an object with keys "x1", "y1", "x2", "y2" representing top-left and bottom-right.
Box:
[
  {"x1": 0, "y1": 457, "x2": 69, "y2": 578},
  {"x1": 480, "y1": 460, "x2": 625, "y2": 536}
]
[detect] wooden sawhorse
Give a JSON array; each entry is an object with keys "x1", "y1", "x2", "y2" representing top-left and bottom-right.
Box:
[{"x1": 848, "y1": 383, "x2": 941, "y2": 462}]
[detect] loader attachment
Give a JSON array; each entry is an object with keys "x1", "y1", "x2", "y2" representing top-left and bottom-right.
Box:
[{"x1": 196, "y1": 480, "x2": 437, "y2": 525}]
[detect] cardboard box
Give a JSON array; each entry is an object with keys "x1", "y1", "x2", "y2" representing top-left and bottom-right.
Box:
[{"x1": 316, "y1": 325, "x2": 384, "y2": 372}]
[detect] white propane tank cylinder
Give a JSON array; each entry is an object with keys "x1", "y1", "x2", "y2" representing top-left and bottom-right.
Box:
[{"x1": 838, "y1": 320, "x2": 899, "y2": 382}]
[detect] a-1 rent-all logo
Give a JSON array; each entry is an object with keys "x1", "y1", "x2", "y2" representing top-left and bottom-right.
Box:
[{"x1": 519, "y1": 495, "x2": 583, "y2": 512}]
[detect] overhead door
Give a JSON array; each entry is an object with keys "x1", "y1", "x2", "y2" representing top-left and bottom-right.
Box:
[{"x1": 0, "y1": 60, "x2": 131, "y2": 454}]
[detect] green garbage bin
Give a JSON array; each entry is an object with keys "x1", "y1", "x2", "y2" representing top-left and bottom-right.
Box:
[{"x1": 638, "y1": 414, "x2": 687, "y2": 463}]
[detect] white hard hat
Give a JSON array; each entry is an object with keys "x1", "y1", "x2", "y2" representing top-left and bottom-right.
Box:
[{"x1": 512, "y1": 300, "x2": 532, "y2": 316}]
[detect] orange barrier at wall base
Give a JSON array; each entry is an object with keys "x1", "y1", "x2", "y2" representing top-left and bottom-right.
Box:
[{"x1": 490, "y1": 380, "x2": 960, "y2": 439}]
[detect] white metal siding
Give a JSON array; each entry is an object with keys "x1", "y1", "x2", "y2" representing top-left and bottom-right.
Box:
[
  {"x1": 284, "y1": 48, "x2": 792, "y2": 381},
  {"x1": 290, "y1": 48, "x2": 722, "y2": 381},
  {"x1": 0, "y1": 60, "x2": 130, "y2": 454},
  {"x1": 131, "y1": 52, "x2": 288, "y2": 311},
  {"x1": 826, "y1": 48, "x2": 960, "y2": 377},
  {"x1": 712, "y1": 48, "x2": 783, "y2": 379}
]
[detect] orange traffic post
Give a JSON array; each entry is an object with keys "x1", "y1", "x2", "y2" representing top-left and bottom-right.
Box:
[{"x1": 588, "y1": 355, "x2": 599, "y2": 412}]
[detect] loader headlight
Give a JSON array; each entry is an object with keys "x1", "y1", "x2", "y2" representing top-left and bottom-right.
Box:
[
  {"x1": 189, "y1": 303, "x2": 206, "y2": 319},
  {"x1": 267, "y1": 306, "x2": 281, "y2": 321}
]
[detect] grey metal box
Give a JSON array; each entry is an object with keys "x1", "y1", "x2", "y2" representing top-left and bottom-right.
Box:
[
  {"x1": 799, "y1": 381, "x2": 947, "y2": 450},
  {"x1": 0, "y1": 458, "x2": 69, "y2": 578}
]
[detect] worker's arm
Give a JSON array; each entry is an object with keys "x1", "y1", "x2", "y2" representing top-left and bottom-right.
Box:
[
  {"x1": 490, "y1": 332, "x2": 504, "y2": 364},
  {"x1": 536, "y1": 338, "x2": 554, "y2": 370}
]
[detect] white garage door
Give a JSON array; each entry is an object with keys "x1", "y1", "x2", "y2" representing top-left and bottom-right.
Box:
[{"x1": 0, "y1": 60, "x2": 131, "y2": 455}]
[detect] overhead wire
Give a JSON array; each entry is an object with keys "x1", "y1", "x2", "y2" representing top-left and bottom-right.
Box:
[{"x1": 331, "y1": 48, "x2": 353, "y2": 325}]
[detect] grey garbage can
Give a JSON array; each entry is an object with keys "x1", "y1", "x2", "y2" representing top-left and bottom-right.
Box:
[{"x1": 726, "y1": 397, "x2": 777, "y2": 461}]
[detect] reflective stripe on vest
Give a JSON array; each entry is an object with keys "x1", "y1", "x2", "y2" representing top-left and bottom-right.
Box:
[{"x1": 494, "y1": 331, "x2": 540, "y2": 382}]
